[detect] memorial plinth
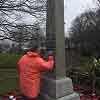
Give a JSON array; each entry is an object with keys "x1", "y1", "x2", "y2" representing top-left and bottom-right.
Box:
[
  {"x1": 41, "y1": 0, "x2": 80, "y2": 100},
  {"x1": 41, "y1": 77, "x2": 79, "y2": 100}
]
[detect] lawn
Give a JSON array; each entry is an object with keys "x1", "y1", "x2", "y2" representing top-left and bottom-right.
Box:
[
  {"x1": 0, "y1": 53, "x2": 20, "y2": 95},
  {"x1": 0, "y1": 53, "x2": 19, "y2": 95},
  {"x1": 0, "y1": 71, "x2": 19, "y2": 95},
  {"x1": 0, "y1": 53, "x2": 21, "y2": 94},
  {"x1": 0, "y1": 53, "x2": 22, "y2": 68},
  {"x1": 0, "y1": 79, "x2": 19, "y2": 94}
]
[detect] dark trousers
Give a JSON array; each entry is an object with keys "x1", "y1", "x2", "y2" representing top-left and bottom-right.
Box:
[{"x1": 21, "y1": 95, "x2": 37, "y2": 100}]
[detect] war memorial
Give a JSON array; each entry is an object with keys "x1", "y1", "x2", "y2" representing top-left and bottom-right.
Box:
[{"x1": 41, "y1": 0, "x2": 80, "y2": 100}]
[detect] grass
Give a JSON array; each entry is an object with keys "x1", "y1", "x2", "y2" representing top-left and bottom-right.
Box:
[
  {"x1": 0, "y1": 53, "x2": 21, "y2": 95},
  {"x1": 0, "y1": 53, "x2": 22, "y2": 68},
  {"x1": 0, "y1": 71, "x2": 19, "y2": 94},
  {"x1": 0, "y1": 53, "x2": 21, "y2": 94},
  {"x1": 0, "y1": 79, "x2": 19, "y2": 94}
]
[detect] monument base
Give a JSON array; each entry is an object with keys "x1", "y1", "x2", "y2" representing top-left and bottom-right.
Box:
[{"x1": 41, "y1": 76, "x2": 80, "y2": 100}]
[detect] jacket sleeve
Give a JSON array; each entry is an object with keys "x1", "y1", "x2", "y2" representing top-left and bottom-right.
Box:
[{"x1": 37, "y1": 56, "x2": 54, "y2": 71}]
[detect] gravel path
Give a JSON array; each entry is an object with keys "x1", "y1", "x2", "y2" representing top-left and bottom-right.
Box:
[
  {"x1": 0, "y1": 68, "x2": 17, "y2": 80},
  {"x1": 0, "y1": 68, "x2": 16, "y2": 72},
  {"x1": 0, "y1": 76, "x2": 18, "y2": 80}
]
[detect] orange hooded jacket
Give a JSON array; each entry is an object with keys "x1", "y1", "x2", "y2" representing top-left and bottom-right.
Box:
[{"x1": 17, "y1": 52, "x2": 54, "y2": 98}]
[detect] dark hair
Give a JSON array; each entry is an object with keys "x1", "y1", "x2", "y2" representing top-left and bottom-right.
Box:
[{"x1": 29, "y1": 44, "x2": 39, "y2": 52}]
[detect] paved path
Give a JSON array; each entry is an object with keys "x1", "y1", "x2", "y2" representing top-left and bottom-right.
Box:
[
  {"x1": 0, "y1": 68, "x2": 17, "y2": 80},
  {"x1": 0, "y1": 76, "x2": 18, "y2": 80},
  {"x1": 0, "y1": 68, "x2": 16, "y2": 72}
]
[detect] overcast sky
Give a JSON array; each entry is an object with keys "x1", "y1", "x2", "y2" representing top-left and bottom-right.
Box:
[
  {"x1": 64, "y1": 0, "x2": 97, "y2": 36},
  {"x1": 16, "y1": 0, "x2": 98, "y2": 36}
]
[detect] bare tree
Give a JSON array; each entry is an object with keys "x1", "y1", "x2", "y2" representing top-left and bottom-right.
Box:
[
  {"x1": 9, "y1": 23, "x2": 45, "y2": 53},
  {"x1": 0, "y1": 0, "x2": 46, "y2": 41},
  {"x1": 69, "y1": 9, "x2": 100, "y2": 56},
  {"x1": 96, "y1": 0, "x2": 100, "y2": 6}
]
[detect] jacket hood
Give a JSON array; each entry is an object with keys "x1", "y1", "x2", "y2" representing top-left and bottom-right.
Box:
[{"x1": 27, "y1": 52, "x2": 40, "y2": 57}]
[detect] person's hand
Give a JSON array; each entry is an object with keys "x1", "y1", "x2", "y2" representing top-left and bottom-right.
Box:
[{"x1": 48, "y1": 51, "x2": 53, "y2": 56}]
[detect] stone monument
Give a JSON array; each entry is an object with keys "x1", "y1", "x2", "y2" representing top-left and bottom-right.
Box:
[{"x1": 41, "y1": 0, "x2": 80, "y2": 100}]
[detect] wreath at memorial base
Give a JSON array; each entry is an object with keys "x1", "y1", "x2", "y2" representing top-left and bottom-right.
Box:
[{"x1": 2, "y1": 92, "x2": 22, "y2": 100}]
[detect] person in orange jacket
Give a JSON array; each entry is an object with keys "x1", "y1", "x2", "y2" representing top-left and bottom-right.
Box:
[{"x1": 17, "y1": 46, "x2": 54, "y2": 100}]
